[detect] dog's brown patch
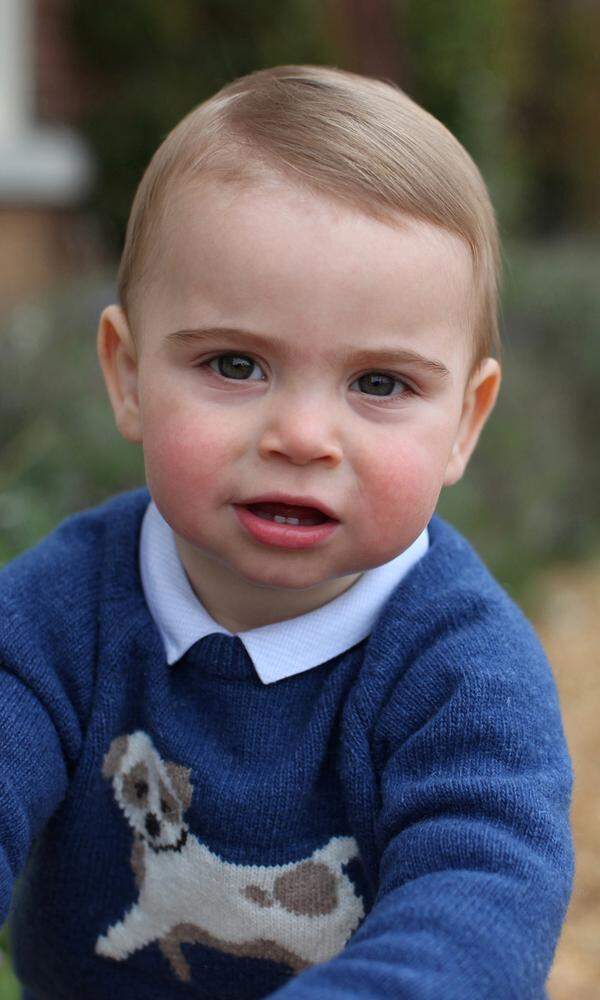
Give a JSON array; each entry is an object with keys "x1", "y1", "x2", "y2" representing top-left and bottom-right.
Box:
[
  {"x1": 158, "y1": 776, "x2": 180, "y2": 824},
  {"x1": 122, "y1": 760, "x2": 150, "y2": 808},
  {"x1": 101, "y1": 734, "x2": 129, "y2": 779},
  {"x1": 130, "y1": 835, "x2": 145, "y2": 889},
  {"x1": 165, "y1": 761, "x2": 194, "y2": 812},
  {"x1": 242, "y1": 884, "x2": 274, "y2": 908},
  {"x1": 274, "y1": 861, "x2": 338, "y2": 916}
]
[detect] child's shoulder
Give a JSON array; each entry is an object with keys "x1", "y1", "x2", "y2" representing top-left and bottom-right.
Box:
[
  {"x1": 0, "y1": 487, "x2": 150, "y2": 631},
  {"x1": 355, "y1": 515, "x2": 559, "y2": 738},
  {"x1": 374, "y1": 513, "x2": 547, "y2": 671}
]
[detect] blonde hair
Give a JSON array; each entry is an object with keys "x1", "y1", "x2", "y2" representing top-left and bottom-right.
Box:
[{"x1": 119, "y1": 64, "x2": 501, "y2": 371}]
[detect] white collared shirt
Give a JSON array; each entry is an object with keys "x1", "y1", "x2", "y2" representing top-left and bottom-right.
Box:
[{"x1": 139, "y1": 500, "x2": 428, "y2": 685}]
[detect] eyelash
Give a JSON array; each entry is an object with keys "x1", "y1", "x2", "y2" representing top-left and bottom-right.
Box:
[{"x1": 198, "y1": 353, "x2": 416, "y2": 402}]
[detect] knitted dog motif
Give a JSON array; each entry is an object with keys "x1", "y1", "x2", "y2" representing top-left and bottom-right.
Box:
[{"x1": 95, "y1": 731, "x2": 365, "y2": 983}]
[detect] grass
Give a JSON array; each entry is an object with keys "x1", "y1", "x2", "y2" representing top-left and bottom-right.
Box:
[{"x1": 0, "y1": 925, "x2": 20, "y2": 999}]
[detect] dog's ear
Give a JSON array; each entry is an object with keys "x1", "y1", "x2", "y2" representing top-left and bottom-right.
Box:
[
  {"x1": 165, "y1": 761, "x2": 194, "y2": 811},
  {"x1": 102, "y1": 734, "x2": 129, "y2": 779}
]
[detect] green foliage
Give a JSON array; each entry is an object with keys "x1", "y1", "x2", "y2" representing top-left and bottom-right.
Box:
[
  {"x1": 0, "y1": 277, "x2": 144, "y2": 566},
  {"x1": 400, "y1": 0, "x2": 600, "y2": 235},
  {"x1": 402, "y1": 0, "x2": 525, "y2": 229},
  {"x1": 0, "y1": 924, "x2": 19, "y2": 1000},
  {"x1": 437, "y1": 236, "x2": 600, "y2": 610}
]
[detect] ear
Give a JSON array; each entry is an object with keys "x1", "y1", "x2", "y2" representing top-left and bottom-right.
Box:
[
  {"x1": 443, "y1": 357, "x2": 501, "y2": 487},
  {"x1": 101, "y1": 734, "x2": 129, "y2": 780},
  {"x1": 97, "y1": 304, "x2": 142, "y2": 443}
]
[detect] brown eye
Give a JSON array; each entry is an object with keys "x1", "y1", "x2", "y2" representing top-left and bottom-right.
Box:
[
  {"x1": 135, "y1": 781, "x2": 148, "y2": 798},
  {"x1": 350, "y1": 371, "x2": 411, "y2": 399},
  {"x1": 161, "y1": 799, "x2": 170, "y2": 814},
  {"x1": 207, "y1": 354, "x2": 264, "y2": 381},
  {"x1": 357, "y1": 373, "x2": 396, "y2": 396}
]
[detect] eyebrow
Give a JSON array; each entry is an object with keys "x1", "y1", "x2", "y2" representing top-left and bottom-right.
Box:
[{"x1": 166, "y1": 327, "x2": 451, "y2": 379}]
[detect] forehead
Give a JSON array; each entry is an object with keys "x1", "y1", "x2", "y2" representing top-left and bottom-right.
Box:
[{"x1": 144, "y1": 177, "x2": 475, "y2": 366}]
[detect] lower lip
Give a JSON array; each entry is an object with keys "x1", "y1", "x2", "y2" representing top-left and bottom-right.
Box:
[{"x1": 232, "y1": 505, "x2": 340, "y2": 550}]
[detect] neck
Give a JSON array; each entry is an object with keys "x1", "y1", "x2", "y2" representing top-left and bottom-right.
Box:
[{"x1": 173, "y1": 535, "x2": 361, "y2": 632}]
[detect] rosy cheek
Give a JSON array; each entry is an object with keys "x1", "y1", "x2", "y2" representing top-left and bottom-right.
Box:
[
  {"x1": 142, "y1": 410, "x2": 223, "y2": 491},
  {"x1": 360, "y1": 443, "x2": 443, "y2": 529}
]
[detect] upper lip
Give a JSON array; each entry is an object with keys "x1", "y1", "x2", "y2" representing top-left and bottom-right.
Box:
[{"x1": 235, "y1": 493, "x2": 339, "y2": 521}]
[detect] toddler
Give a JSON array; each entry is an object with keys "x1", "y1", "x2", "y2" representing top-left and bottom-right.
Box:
[{"x1": 0, "y1": 65, "x2": 573, "y2": 999}]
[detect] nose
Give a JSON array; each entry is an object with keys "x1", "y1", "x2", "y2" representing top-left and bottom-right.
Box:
[
  {"x1": 145, "y1": 812, "x2": 161, "y2": 838},
  {"x1": 258, "y1": 394, "x2": 343, "y2": 467}
]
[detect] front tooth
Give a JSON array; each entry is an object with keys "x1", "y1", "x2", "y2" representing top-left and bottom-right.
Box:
[
  {"x1": 286, "y1": 517, "x2": 300, "y2": 525},
  {"x1": 273, "y1": 515, "x2": 301, "y2": 525}
]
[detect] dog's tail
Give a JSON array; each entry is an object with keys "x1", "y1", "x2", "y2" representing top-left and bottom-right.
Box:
[{"x1": 312, "y1": 835, "x2": 359, "y2": 871}]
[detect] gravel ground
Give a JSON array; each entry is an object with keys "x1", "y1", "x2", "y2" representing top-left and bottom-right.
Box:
[{"x1": 535, "y1": 560, "x2": 600, "y2": 998}]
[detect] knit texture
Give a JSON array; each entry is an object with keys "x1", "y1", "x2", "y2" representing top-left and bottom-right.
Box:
[{"x1": 0, "y1": 488, "x2": 573, "y2": 999}]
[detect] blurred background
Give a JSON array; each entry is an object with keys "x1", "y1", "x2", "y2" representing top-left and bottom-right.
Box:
[{"x1": 0, "y1": 1, "x2": 598, "y2": 996}]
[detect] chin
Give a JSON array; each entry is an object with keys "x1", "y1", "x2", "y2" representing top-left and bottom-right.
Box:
[
  {"x1": 241, "y1": 571, "x2": 325, "y2": 592},
  {"x1": 232, "y1": 559, "x2": 335, "y2": 593}
]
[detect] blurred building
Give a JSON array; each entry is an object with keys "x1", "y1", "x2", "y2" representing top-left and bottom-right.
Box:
[{"x1": 0, "y1": 0, "x2": 96, "y2": 312}]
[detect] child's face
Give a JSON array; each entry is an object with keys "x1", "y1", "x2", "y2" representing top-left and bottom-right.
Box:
[{"x1": 99, "y1": 176, "x2": 499, "y2": 621}]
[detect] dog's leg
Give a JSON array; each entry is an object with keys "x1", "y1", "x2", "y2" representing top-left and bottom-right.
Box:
[
  {"x1": 157, "y1": 923, "x2": 311, "y2": 982},
  {"x1": 95, "y1": 902, "x2": 158, "y2": 962},
  {"x1": 158, "y1": 923, "x2": 198, "y2": 982}
]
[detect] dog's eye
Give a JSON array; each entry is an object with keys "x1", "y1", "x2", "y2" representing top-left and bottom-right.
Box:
[
  {"x1": 160, "y1": 799, "x2": 170, "y2": 814},
  {"x1": 135, "y1": 781, "x2": 148, "y2": 798}
]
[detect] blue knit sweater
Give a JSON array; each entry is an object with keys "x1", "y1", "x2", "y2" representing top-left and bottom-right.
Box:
[{"x1": 0, "y1": 488, "x2": 573, "y2": 999}]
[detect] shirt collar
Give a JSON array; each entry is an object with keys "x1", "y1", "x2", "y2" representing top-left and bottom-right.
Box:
[{"x1": 139, "y1": 499, "x2": 428, "y2": 685}]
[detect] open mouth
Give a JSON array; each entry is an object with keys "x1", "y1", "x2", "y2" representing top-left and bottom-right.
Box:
[
  {"x1": 244, "y1": 502, "x2": 330, "y2": 527},
  {"x1": 233, "y1": 500, "x2": 340, "y2": 549}
]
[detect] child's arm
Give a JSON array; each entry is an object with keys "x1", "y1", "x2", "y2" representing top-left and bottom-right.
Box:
[
  {"x1": 269, "y1": 614, "x2": 574, "y2": 999},
  {"x1": 0, "y1": 599, "x2": 84, "y2": 927}
]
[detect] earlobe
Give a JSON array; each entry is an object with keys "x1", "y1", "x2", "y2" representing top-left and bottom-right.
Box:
[
  {"x1": 443, "y1": 358, "x2": 501, "y2": 487},
  {"x1": 97, "y1": 304, "x2": 143, "y2": 443}
]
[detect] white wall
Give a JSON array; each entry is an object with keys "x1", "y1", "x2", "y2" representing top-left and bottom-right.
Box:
[
  {"x1": 0, "y1": 0, "x2": 93, "y2": 204},
  {"x1": 0, "y1": 0, "x2": 31, "y2": 140}
]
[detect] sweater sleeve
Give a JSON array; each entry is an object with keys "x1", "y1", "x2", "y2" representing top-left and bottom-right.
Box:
[
  {"x1": 0, "y1": 607, "x2": 84, "y2": 927},
  {"x1": 269, "y1": 615, "x2": 574, "y2": 999}
]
